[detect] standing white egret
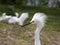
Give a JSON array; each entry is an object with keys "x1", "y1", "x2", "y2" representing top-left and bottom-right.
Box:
[
  {"x1": 22, "y1": 13, "x2": 47, "y2": 45},
  {"x1": 8, "y1": 13, "x2": 29, "y2": 26}
]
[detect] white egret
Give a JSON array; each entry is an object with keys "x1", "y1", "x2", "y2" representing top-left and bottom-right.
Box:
[
  {"x1": 22, "y1": 12, "x2": 47, "y2": 45},
  {"x1": 15, "y1": 12, "x2": 19, "y2": 17},
  {"x1": 8, "y1": 12, "x2": 19, "y2": 24},
  {"x1": 8, "y1": 13, "x2": 29, "y2": 26},
  {"x1": 0, "y1": 13, "x2": 12, "y2": 21},
  {"x1": 18, "y1": 13, "x2": 29, "y2": 25}
]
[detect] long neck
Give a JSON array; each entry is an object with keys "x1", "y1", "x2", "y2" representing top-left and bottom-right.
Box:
[{"x1": 34, "y1": 24, "x2": 43, "y2": 45}]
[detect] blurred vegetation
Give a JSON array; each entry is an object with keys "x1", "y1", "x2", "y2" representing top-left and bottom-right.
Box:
[
  {"x1": 0, "y1": 1, "x2": 60, "y2": 45},
  {"x1": 0, "y1": 0, "x2": 60, "y2": 16},
  {"x1": 0, "y1": 4, "x2": 60, "y2": 31}
]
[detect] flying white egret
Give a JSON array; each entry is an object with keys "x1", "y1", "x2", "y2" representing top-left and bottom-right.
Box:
[
  {"x1": 0, "y1": 13, "x2": 12, "y2": 21},
  {"x1": 22, "y1": 12, "x2": 47, "y2": 45},
  {"x1": 8, "y1": 13, "x2": 29, "y2": 26}
]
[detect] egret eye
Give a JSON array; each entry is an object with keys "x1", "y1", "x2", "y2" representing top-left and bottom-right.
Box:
[
  {"x1": 31, "y1": 21, "x2": 34, "y2": 23},
  {"x1": 30, "y1": 21, "x2": 35, "y2": 24}
]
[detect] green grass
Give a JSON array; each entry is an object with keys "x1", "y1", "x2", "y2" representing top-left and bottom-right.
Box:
[{"x1": 19, "y1": 36, "x2": 30, "y2": 41}]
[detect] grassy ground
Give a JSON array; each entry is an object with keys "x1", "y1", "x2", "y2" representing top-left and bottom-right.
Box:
[{"x1": 0, "y1": 5, "x2": 60, "y2": 45}]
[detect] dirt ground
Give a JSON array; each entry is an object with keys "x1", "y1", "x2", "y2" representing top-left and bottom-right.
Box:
[{"x1": 0, "y1": 22, "x2": 60, "y2": 45}]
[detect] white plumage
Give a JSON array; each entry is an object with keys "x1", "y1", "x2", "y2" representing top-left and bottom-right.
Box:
[
  {"x1": 15, "y1": 12, "x2": 19, "y2": 17},
  {"x1": 8, "y1": 13, "x2": 29, "y2": 25},
  {"x1": 0, "y1": 13, "x2": 12, "y2": 21},
  {"x1": 30, "y1": 12, "x2": 47, "y2": 45},
  {"x1": 8, "y1": 12, "x2": 19, "y2": 24},
  {"x1": 21, "y1": 12, "x2": 47, "y2": 45},
  {"x1": 18, "y1": 13, "x2": 29, "y2": 25}
]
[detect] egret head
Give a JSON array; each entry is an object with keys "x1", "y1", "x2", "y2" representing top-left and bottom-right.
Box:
[
  {"x1": 15, "y1": 12, "x2": 19, "y2": 17},
  {"x1": 19, "y1": 12, "x2": 29, "y2": 26},
  {"x1": 30, "y1": 16, "x2": 41, "y2": 25},
  {"x1": 20, "y1": 12, "x2": 28, "y2": 19},
  {"x1": 21, "y1": 13, "x2": 47, "y2": 27},
  {"x1": 30, "y1": 13, "x2": 47, "y2": 25},
  {"x1": 2, "y1": 13, "x2": 6, "y2": 16}
]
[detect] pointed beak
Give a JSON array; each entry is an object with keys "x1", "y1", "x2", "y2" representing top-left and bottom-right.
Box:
[{"x1": 21, "y1": 21, "x2": 34, "y2": 27}]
